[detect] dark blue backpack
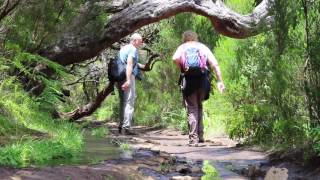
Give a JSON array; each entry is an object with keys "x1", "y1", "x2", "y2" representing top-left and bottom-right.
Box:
[{"x1": 108, "y1": 56, "x2": 126, "y2": 82}]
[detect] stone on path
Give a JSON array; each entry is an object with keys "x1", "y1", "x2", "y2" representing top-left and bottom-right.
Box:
[
  {"x1": 170, "y1": 175, "x2": 199, "y2": 180},
  {"x1": 264, "y1": 167, "x2": 288, "y2": 180}
]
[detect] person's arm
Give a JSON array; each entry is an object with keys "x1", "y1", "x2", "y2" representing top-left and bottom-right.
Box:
[
  {"x1": 121, "y1": 56, "x2": 134, "y2": 91},
  {"x1": 173, "y1": 59, "x2": 181, "y2": 69},
  {"x1": 138, "y1": 63, "x2": 145, "y2": 69},
  {"x1": 172, "y1": 46, "x2": 182, "y2": 69},
  {"x1": 207, "y1": 53, "x2": 225, "y2": 93}
]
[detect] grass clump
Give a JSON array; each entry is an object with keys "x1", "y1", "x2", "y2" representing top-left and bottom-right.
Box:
[
  {"x1": 0, "y1": 78, "x2": 83, "y2": 167},
  {"x1": 91, "y1": 127, "x2": 109, "y2": 138}
]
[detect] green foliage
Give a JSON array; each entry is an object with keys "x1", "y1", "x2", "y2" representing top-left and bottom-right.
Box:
[
  {"x1": 225, "y1": 0, "x2": 255, "y2": 14},
  {"x1": 203, "y1": 93, "x2": 233, "y2": 138},
  {"x1": 201, "y1": 160, "x2": 221, "y2": 180},
  {"x1": 0, "y1": 114, "x2": 21, "y2": 138},
  {"x1": 0, "y1": 138, "x2": 76, "y2": 167},
  {"x1": 0, "y1": 42, "x2": 83, "y2": 167},
  {"x1": 311, "y1": 127, "x2": 320, "y2": 154},
  {"x1": 119, "y1": 143, "x2": 131, "y2": 151},
  {"x1": 5, "y1": 42, "x2": 68, "y2": 77},
  {"x1": 0, "y1": 77, "x2": 83, "y2": 167},
  {"x1": 171, "y1": 13, "x2": 219, "y2": 49},
  {"x1": 203, "y1": 37, "x2": 240, "y2": 138},
  {"x1": 304, "y1": 0, "x2": 320, "y2": 127},
  {"x1": 222, "y1": 30, "x2": 308, "y2": 146},
  {"x1": 4, "y1": 43, "x2": 74, "y2": 115},
  {"x1": 3, "y1": 0, "x2": 84, "y2": 50},
  {"x1": 214, "y1": 0, "x2": 315, "y2": 152},
  {"x1": 91, "y1": 127, "x2": 109, "y2": 138},
  {"x1": 94, "y1": 97, "x2": 118, "y2": 121}
]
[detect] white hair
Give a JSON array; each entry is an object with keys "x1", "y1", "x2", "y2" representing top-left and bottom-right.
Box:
[{"x1": 130, "y1": 33, "x2": 142, "y2": 42}]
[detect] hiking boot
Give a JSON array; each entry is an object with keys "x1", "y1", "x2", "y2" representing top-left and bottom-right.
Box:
[
  {"x1": 188, "y1": 143, "x2": 199, "y2": 147},
  {"x1": 188, "y1": 139, "x2": 199, "y2": 147},
  {"x1": 121, "y1": 129, "x2": 136, "y2": 135}
]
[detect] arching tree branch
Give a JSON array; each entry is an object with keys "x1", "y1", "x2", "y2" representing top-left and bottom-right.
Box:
[
  {"x1": 38, "y1": 0, "x2": 274, "y2": 66},
  {"x1": 61, "y1": 82, "x2": 115, "y2": 121},
  {"x1": 140, "y1": 46, "x2": 162, "y2": 71}
]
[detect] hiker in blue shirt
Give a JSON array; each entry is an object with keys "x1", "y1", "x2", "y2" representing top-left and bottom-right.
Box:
[{"x1": 118, "y1": 33, "x2": 145, "y2": 135}]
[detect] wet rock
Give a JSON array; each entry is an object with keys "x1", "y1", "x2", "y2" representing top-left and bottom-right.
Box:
[
  {"x1": 78, "y1": 165, "x2": 88, "y2": 169},
  {"x1": 160, "y1": 151, "x2": 170, "y2": 157},
  {"x1": 264, "y1": 167, "x2": 288, "y2": 180},
  {"x1": 172, "y1": 143, "x2": 183, "y2": 146},
  {"x1": 145, "y1": 139, "x2": 161, "y2": 145},
  {"x1": 170, "y1": 175, "x2": 199, "y2": 180},
  {"x1": 248, "y1": 164, "x2": 261, "y2": 177},
  {"x1": 176, "y1": 165, "x2": 191, "y2": 174},
  {"x1": 157, "y1": 157, "x2": 167, "y2": 164},
  {"x1": 191, "y1": 166, "x2": 201, "y2": 173},
  {"x1": 120, "y1": 150, "x2": 133, "y2": 159},
  {"x1": 132, "y1": 137, "x2": 148, "y2": 143},
  {"x1": 209, "y1": 141, "x2": 223, "y2": 146},
  {"x1": 168, "y1": 156, "x2": 178, "y2": 164},
  {"x1": 240, "y1": 163, "x2": 265, "y2": 178},
  {"x1": 153, "y1": 149, "x2": 160, "y2": 154},
  {"x1": 241, "y1": 167, "x2": 249, "y2": 176},
  {"x1": 175, "y1": 157, "x2": 187, "y2": 164},
  {"x1": 139, "y1": 167, "x2": 168, "y2": 179},
  {"x1": 134, "y1": 149, "x2": 158, "y2": 158}
]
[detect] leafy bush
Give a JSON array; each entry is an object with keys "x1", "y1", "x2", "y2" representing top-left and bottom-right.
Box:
[
  {"x1": 201, "y1": 160, "x2": 221, "y2": 180},
  {"x1": 0, "y1": 47, "x2": 83, "y2": 167}
]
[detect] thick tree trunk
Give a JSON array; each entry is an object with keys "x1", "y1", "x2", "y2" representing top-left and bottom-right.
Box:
[{"x1": 38, "y1": 0, "x2": 274, "y2": 66}]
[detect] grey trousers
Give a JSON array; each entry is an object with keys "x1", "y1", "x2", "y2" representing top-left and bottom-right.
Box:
[
  {"x1": 184, "y1": 89, "x2": 205, "y2": 143},
  {"x1": 118, "y1": 75, "x2": 136, "y2": 129}
]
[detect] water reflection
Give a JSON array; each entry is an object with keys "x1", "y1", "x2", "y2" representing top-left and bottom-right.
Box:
[
  {"x1": 35, "y1": 131, "x2": 120, "y2": 166},
  {"x1": 120, "y1": 150, "x2": 133, "y2": 159}
]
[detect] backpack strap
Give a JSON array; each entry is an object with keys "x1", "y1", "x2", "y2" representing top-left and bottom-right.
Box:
[
  {"x1": 198, "y1": 50, "x2": 207, "y2": 69},
  {"x1": 180, "y1": 48, "x2": 187, "y2": 72}
]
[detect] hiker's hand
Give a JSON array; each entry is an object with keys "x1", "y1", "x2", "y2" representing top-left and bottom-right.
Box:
[
  {"x1": 144, "y1": 63, "x2": 151, "y2": 71},
  {"x1": 217, "y1": 81, "x2": 225, "y2": 93},
  {"x1": 121, "y1": 81, "x2": 131, "y2": 91}
]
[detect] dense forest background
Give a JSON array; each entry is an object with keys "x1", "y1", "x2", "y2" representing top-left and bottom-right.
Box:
[{"x1": 0, "y1": 0, "x2": 319, "y2": 167}]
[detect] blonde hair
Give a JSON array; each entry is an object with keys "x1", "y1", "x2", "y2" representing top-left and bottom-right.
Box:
[
  {"x1": 130, "y1": 33, "x2": 142, "y2": 42},
  {"x1": 182, "y1": 30, "x2": 198, "y2": 43}
]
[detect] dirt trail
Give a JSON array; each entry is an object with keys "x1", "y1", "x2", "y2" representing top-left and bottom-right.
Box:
[
  {"x1": 0, "y1": 123, "x2": 300, "y2": 180},
  {"x1": 122, "y1": 126, "x2": 268, "y2": 180}
]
